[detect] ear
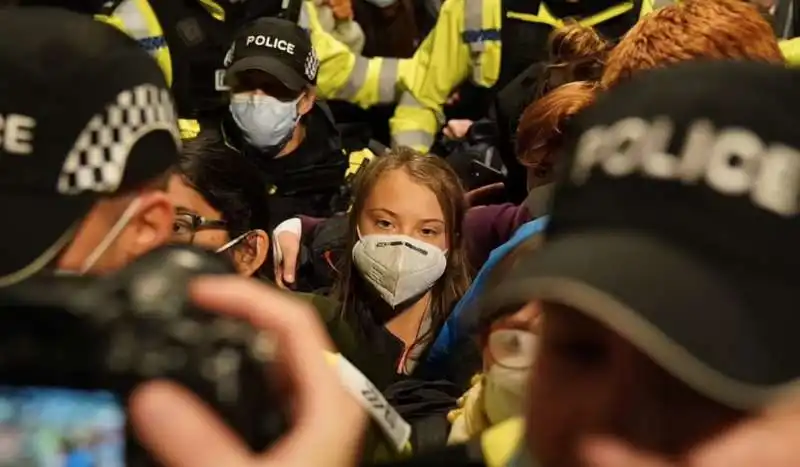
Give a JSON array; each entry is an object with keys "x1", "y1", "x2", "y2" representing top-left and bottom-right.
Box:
[
  {"x1": 120, "y1": 191, "x2": 174, "y2": 262},
  {"x1": 297, "y1": 87, "x2": 316, "y2": 116},
  {"x1": 232, "y1": 229, "x2": 269, "y2": 277}
]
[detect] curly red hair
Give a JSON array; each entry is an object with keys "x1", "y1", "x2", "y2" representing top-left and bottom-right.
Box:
[{"x1": 602, "y1": 0, "x2": 784, "y2": 88}]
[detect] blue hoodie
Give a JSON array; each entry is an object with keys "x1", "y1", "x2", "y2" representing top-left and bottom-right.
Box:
[{"x1": 425, "y1": 216, "x2": 549, "y2": 370}]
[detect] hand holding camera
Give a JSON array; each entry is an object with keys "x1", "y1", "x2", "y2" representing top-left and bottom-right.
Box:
[{"x1": 0, "y1": 246, "x2": 366, "y2": 467}]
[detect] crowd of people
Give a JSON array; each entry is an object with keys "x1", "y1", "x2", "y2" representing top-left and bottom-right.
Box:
[{"x1": 0, "y1": 0, "x2": 799, "y2": 465}]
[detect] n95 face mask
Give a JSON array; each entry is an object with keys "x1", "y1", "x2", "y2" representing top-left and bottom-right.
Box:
[{"x1": 352, "y1": 234, "x2": 447, "y2": 308}]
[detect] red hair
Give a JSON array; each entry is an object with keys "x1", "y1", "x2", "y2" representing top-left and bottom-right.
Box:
[
  {"x1": 516, "y1": 81, "x2": 598, "y2": 176},
  {"x1": 602, "y1": 0, "x2": 784, "y2": 87}
]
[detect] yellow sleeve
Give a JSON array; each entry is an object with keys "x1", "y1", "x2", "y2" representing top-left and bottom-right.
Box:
[
  {"x1": 346, "y1": 148, "x2": 376, "y2": 178},
  {"x1": 94, "y1": 0, "x2": 173, "y2": 86},
  {"x1": 639, "y1": 0, "x2": 655, "y2": 16},
  {"x1": 481, "y1": 417, "x2": 525, "y2": 467},
  {"x1": 303, "y1": 1, "x2": 407, "y2": 108},
  {"x1": 389, "y1": 0, "x2": 472, "y2": 152},
  {"x1": 780, "y1": 38, "x2": 800, "y2": 67}
]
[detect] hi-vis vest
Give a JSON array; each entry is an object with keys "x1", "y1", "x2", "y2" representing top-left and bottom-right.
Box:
[
  {"x1": 95, "y1": 0, "x2": 408, "y2": 137},
  {"x1": 97, "y1": 0, "x2": 408, "y2": 133},
  {"x1": 389, "y1": 0, "x2": 654, "y2": 152},
  {"x1": 780, "y1": 37, "x2": 800, "y2": 65},
  {"x1": 471, "y1": 417, "x2": 525, "y2": 467}
]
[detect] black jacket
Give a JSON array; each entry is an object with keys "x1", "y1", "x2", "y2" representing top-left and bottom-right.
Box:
[{"x1": 222, "y1": 104, "x2": 351, "y2": 228}]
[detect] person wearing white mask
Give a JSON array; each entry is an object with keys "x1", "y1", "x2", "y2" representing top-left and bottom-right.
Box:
[
  {"x1": 323, "y1": 147, "x2": 472, "y2": 391},
  {"x1": 0, "y1": 10, "x2": 179, "y2": 286},
  {"x1": 221, "y1": 17, "x2": 375, "y2": 229}
]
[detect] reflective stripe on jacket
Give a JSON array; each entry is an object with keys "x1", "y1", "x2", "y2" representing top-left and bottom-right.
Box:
[
  {"x1": 98, "y1": 0, "x2": 406, "y2": 112},
  {"x1": 299, "y1": 1, "x2": 410, "y2": 108},
  {"x1": 390, "y1": 0, "x2": 654, "y2": 152},
  {"x1": 96, "y1": 0, "x2": 173, "y2": 86}
]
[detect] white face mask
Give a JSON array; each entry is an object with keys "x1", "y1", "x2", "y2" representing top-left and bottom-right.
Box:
[
  {"x1": 352, "y1": 233, "x2": 447, "y2": 308},
  {"x1": 483, "y1": 330, "x2": 538, "y2": 425},
  {"x1": 55, "y1": 198, "x2": 142, "y2": 276},
  {"x1": 229, "y1": 93, "x2": 300, "y2": 150}
]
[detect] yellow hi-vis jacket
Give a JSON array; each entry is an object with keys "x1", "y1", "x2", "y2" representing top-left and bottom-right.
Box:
[
  {"x1": 780, "y1": 37, "x2": 800, "y2": 65},
  {"x1": 389, "y1": 0, "x2": 800, "y2": 153},
  {"x1": 389, "y1": 0, "x2": 656, "y2": 152},
  {"x1": 477, "y1": 417, "x2": 525, "y2": 467},
  {"x1": 95, "y1": 0, "x2": 409, "y2": 117}
]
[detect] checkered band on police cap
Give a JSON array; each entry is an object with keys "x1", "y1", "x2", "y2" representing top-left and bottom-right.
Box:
[{"x1": 56, "y1": 84, "x2": 180, "y2": 195}]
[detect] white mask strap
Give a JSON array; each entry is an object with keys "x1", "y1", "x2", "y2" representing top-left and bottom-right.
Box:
[
  {"x1": 216, "y1": 230, "x2": 253, "y2": 254},
  {"x1": 79, "y1": 197, "x2": 143, "y2": 274}
]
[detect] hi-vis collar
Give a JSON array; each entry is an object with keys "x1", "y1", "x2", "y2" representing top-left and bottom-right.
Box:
[
  {"x1": 325, "y1": 352, "x2": 413, "y2": 453},
  {"x1": 481, "y1": 417, "x2": 525, "y2": 467}
]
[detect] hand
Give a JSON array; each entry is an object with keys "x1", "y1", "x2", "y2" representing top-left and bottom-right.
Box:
[
  {"x1": 445, "y1": 91, "x2": 461, "y2": 106},
  {"x1": 443, "y1": 119, "x2": 474, "y2": 140},
  {"x1": 130, "y1": 277, "x2": 366, "y2": 467},
  {"x1": 583, "y1": 399, "x2": 800, "y2": 467},
  {"x1": 272, "y1": 219, "x2": 302, "y2": 289},
  {"x1": 327, "y1": 0, "x2": 353, "y2": 20}
]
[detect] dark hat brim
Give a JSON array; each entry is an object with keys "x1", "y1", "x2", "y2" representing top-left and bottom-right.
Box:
[
  {"x1": 0, "y1": 191, "x2": 96, "y2": 286},
  {"x1": 226, "y1": 56, "x2": 307, "y2": 92},
  {"x1": 478, "y1": 230, "x2": 798, "y2": 411}
]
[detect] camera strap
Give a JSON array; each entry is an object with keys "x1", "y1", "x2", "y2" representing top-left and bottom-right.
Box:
[{"x1": 325, "y1": 352, "x2": 413, "y2": 453}]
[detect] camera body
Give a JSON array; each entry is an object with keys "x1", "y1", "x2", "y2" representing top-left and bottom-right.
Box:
[{"x1": 0, "y1": 246, "x2": 284, "y2": 466}]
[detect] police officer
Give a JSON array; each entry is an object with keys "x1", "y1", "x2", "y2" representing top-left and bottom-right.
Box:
[
  {"x1": 222, "y1": 17, "x2": 374, "y2": 227},
  {"x1": 83, "y1": 0, "x2": 410, "y2": 133},
  {"x1": 389, "y1": 0, "x2": 656, "y2": 152}
]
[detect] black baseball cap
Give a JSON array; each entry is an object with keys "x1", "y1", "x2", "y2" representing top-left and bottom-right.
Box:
[
  {"x1": 479, "y1": 61, "x2": 800, "y2": 411},
  {"x1": 0, "y1": 8, "x2": 181, "y2": 287},
  {"x1": 224, "y1": 17, "x2": 319, "y2": 92}
]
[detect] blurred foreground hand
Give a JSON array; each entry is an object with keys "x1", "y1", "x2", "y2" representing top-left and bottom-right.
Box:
[
  {"x1": 584, "y1": 399, "x2": 800, "y2": 467},
  {"x1": 130, "y1": 277, "x2": 366, "y2": 467}
]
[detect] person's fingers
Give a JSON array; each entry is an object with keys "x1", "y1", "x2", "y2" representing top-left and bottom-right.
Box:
[
  {"x1": 274, "y1": 267, "x2": 286, "y2": 289},
  {"x1": 277, "y1": 232, "x2": 299, "y2": 285},
  {"x1": 130, "y1": 381, "x2": 252, "y2": 467},
  {"x1": 442, "y1": 125, "x2": 455, "y2": 139},
  {"x1": 333, "y1": 3, "x2": 352, "y2": 19},
  {"x1": 688, "y1": 409, "x2": 800, "y2": 467},
  {"x1": 189, "y1": 278, "x2": 360, "y2": 465},
  {"x1": 190, "y1": 276, "x2": 333, "y2": 351},
  {"x1": 582, "y1": 438, "x2": 674, "y2": 467}
]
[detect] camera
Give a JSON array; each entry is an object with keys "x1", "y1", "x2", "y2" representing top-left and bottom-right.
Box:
[{"x1": 0, "y1": 245, "x2": 285, "y2": 466}]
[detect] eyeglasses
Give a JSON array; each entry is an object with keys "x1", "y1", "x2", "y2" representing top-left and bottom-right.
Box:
[
  {"x1": 487, "y1": 329, "x2": 538, "y2": 370},
  {"x1": 172, "y1": 210, "x2": 227, "y2": 244}
]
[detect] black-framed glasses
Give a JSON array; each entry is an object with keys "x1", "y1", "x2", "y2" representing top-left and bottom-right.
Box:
[{"x1": 172, "y1": 210, "x2": 228, "y2": 244}]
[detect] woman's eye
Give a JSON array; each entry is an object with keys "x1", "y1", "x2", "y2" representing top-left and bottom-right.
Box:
[
  {"x1": 420, "y1": 228, "x2": 438, "y2": 236},
  {"x1": 376, "y1": 219, "x2": 393, "y2": 229},
  {"x1": 172, "y1": 222, "x2": 190, "y2": 235}
]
